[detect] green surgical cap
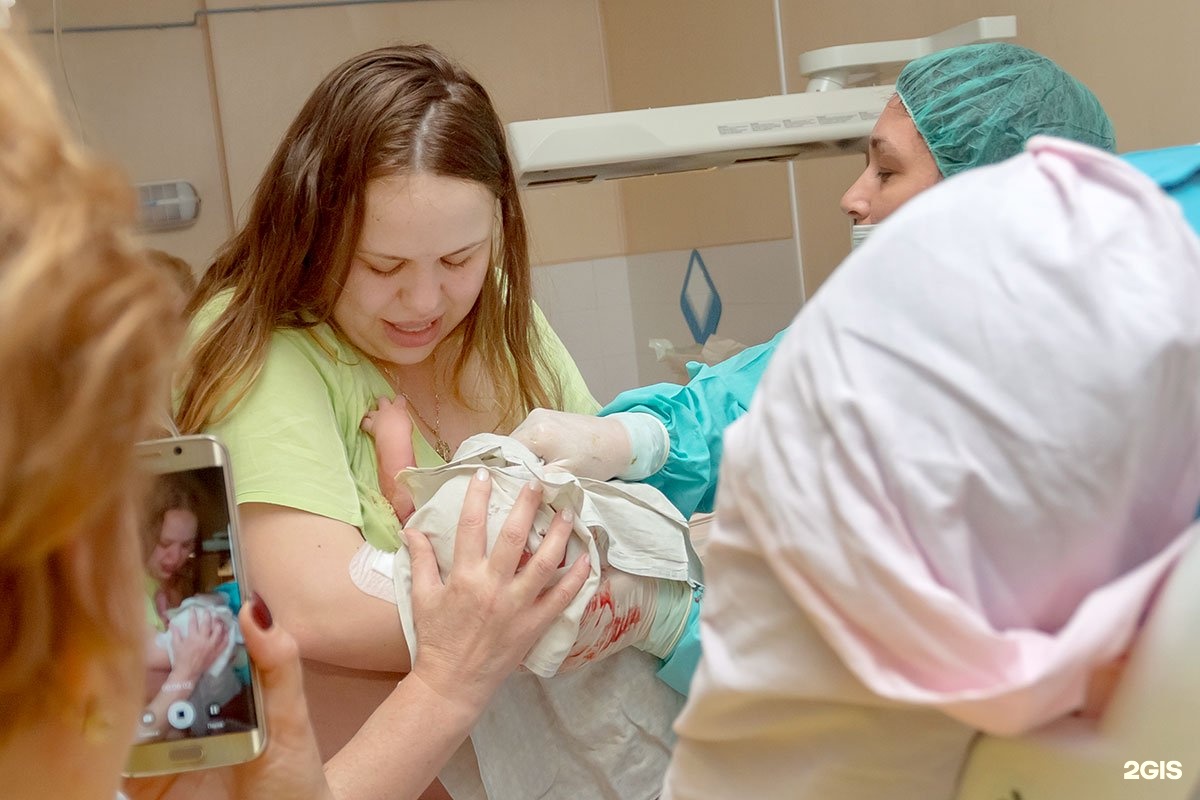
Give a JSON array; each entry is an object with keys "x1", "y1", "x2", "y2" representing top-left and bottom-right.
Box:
[{"x1": 896, "y1": 42, "x2": 1116, "y2": 177}]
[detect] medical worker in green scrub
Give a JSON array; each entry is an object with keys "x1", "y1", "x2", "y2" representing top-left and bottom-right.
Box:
[{"x1": 513, "y1": 41, "x2": 1121, "y2": 696}]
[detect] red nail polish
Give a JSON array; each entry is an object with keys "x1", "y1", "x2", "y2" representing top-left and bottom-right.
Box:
[{"x1": 250, "y1": 591, "x2": 273, "y2": 630}]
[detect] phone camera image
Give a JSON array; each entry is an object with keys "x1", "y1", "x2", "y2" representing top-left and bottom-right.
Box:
[{"x1": 137, "y1": 465, "x2": 257, "y2": 746}]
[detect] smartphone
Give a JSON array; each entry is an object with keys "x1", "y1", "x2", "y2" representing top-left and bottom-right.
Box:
[{"x1": 124, "y1": 435, "x2": 266, "y2": 776}]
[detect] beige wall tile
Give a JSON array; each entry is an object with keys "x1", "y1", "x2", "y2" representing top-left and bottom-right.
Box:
[
  {"x1": 22, "y1": 0, "x2": 624, "y2": 269},
  {"x1": 533, "y1": 257, "x2": 639, "y2": 402},
  {"x1": 626, "y1": 240, "x2": 799, "y2": 384},
  {"x1": 205, "y1": 0, "x2": 623, "y2": 265},
  {"x1": 22, "y1": 0, "x2": 1200, "y2": 307},
  {"x1": 599, "y1": 0, "x2": 795, "y2": 255},
  {"x1": 27, "y1": 22, "x2": 231, "y2": 270},
  {"x1": 21, "y1": 0, "x2": 200, "y2": 29}
]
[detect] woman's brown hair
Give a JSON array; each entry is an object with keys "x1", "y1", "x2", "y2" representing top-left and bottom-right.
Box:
[
  {"x1": 177, "y1": 44, "x2": 562, "y2": 434},
  {"x1": 0, "y1": 34, "x2": 182, "y2": 732}
]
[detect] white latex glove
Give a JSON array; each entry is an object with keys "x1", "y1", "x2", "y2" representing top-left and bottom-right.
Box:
[{"x1": 512, "y1": 409, "x2": 668, "y2": 481}]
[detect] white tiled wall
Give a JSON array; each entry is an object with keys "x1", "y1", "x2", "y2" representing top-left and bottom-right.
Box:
[
  {"x1": 532, "y1": 257, "x2": 639, "y2": 405},
  {"x1": 534, "y1": 238, "x2": 804, "y2": 403},
  {"x1": 628, "y1": 239, "x2": 804, "y2": 386}
]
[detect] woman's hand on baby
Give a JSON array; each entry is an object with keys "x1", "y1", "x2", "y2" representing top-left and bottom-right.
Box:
[
  {"x1": 170, "y1": 609, "x2": 229, "y2": 681},
  {"x1": 405, "y1": 469, "x2": 590, "y2": 716}
]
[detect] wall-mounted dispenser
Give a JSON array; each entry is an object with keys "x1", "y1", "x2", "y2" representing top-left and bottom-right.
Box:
[{"x1": 135, "y1": 180, "x2": 200, "y2": 231}]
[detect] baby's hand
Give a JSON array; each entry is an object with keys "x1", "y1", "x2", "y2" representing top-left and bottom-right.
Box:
[
  {"x1": 363, "y1": 395, "x2": 417, "y2": 525},
  {"x1": 361, "y1": 395, "x2": 408, "y2": 437}
]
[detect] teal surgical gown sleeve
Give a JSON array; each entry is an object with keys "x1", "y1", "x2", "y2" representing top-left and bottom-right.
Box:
[
  {"x1": 601, "y1": 331, "x2": 785, "y2": 698},
  {"x1": 1123, "y1": 145, "x2": 1200, "y2": 523},
  {"x1": 1122, "y1": 144, "x2": 1200, "y2": 236},
  {"x1": 656, "y1": 590, "x2": 703, "y2": 696},
  {"x1": 600, "y1": 328, "x2": 786, "y2": 519}
]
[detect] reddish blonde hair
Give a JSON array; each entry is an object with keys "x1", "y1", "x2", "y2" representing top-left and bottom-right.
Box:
[{"x1": 0, "y1": 34, "x2": 183, "y2": 733}]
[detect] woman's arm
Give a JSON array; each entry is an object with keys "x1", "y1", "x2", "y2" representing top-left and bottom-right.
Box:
[
  {"x1": 239, "y1": 502, "x2": 411, "y2": 673},
  {"x1": 126, "y1": 474, "x2": 588, "y2": 800},
  {"x1": 324, "y1": 472, "x2": 589, "y2": 800},
  {"x1": 137, "y1": 612, "x2": 231, "y2": 739}
]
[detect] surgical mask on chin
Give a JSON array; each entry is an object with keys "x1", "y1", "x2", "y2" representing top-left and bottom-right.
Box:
[{"x1": 850, "y1": 223, "x2": 878, "y2": 250}]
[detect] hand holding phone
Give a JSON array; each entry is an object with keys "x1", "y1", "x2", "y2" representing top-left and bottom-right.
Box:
[
  {"x1": 123, "y1": 597, "x2": 334, "y2": 800},
  {"x1": 126, "y1": 436, "x2": 265, "y2": 776}
]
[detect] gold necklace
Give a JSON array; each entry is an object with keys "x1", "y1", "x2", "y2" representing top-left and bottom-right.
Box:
[
  {"x1": 401, "y1": 388, "x2": 452, "y2": 462},
  {"x1": 381, "y1": 362, "x2": 453, "y2": 462}
]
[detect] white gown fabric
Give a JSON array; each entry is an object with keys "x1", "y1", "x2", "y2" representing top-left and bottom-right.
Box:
[
  {"x1": 393, "y1": 432, "x2": 692, "y2": 676},
  {"x1": 663, "y1": 137, "x2": 1200, "y2": 799}
]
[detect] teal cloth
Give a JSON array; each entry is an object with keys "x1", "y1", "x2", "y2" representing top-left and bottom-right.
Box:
[
  {"x1": 897, "y1": 43, "x2": 1115, "y2": 177},
  {"x1": 1122, "y1": 144, "x2": 1200, "y2": 236},
  {"x1": 600, "y1": 328, "x2": 785, "y2": 518},
  {"x1": 1123, "y1": 143, "x2": 1200, "y2": 524},
  {"x1": 214, "y1": 580, "x2": 242, "y2": 614},
  {"x1": 656, "y1": 591, "x2": 703, "y2": 697}
]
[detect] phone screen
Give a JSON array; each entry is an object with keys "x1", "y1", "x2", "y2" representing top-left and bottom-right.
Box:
[{"x1": 129, "y1": 439, "x2": 263, "y2": 772}]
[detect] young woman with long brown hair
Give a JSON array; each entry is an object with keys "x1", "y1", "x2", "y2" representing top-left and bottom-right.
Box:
[
  {"x1": 0, "y1": 27, "x2": 591, "y2": 800},
  {"x1": 174, "y1": 44, "x2": 605, "y2": 798}
]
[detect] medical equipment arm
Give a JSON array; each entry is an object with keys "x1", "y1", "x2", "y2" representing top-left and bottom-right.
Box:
[{"x1": 508, "y1": 17, "x2": 1015, "y2": 187}]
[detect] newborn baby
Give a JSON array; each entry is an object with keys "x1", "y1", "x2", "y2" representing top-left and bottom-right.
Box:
[{"x1": 360, "y1": 396, "x2": 697, "y2": 673}]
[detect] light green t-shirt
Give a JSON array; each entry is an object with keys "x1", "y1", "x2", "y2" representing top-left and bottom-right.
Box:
[
  {"x1": 144, "y1": 572, "x2": 165, "y2": 633},
  {"x1": 187, "y1": 293, "x2": 599, "y2": 551}
]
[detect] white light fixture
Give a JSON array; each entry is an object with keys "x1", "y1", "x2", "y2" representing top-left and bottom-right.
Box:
[
  {"x1": 508, "y1": 16, "x2": 1016, "y2": 188},
  {"x1": 799, "y1": 16, "x2": 1016, "y2": 92},
  {"x1": 509, "y1": 85, "x2": 895, "y2": 188}
]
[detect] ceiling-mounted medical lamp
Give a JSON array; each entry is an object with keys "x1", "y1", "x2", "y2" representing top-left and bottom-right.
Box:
[{"x1": 507, "y1": 16, "x2": 1017, "y2": 189}]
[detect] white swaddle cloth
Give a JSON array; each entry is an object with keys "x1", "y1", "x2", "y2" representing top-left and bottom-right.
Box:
[
  {"x1": 353, "y1": 432, "x2": 694, "y2": 673},
  {"x1": 155, "y1": 594, "x2": 243, "y2": 710},
  {"x1": 157, "y1": 594, "x2": 240, "y2": 678},
  {"x1": 351, "y1": 433, "x2": 692, "y2": 799}
]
